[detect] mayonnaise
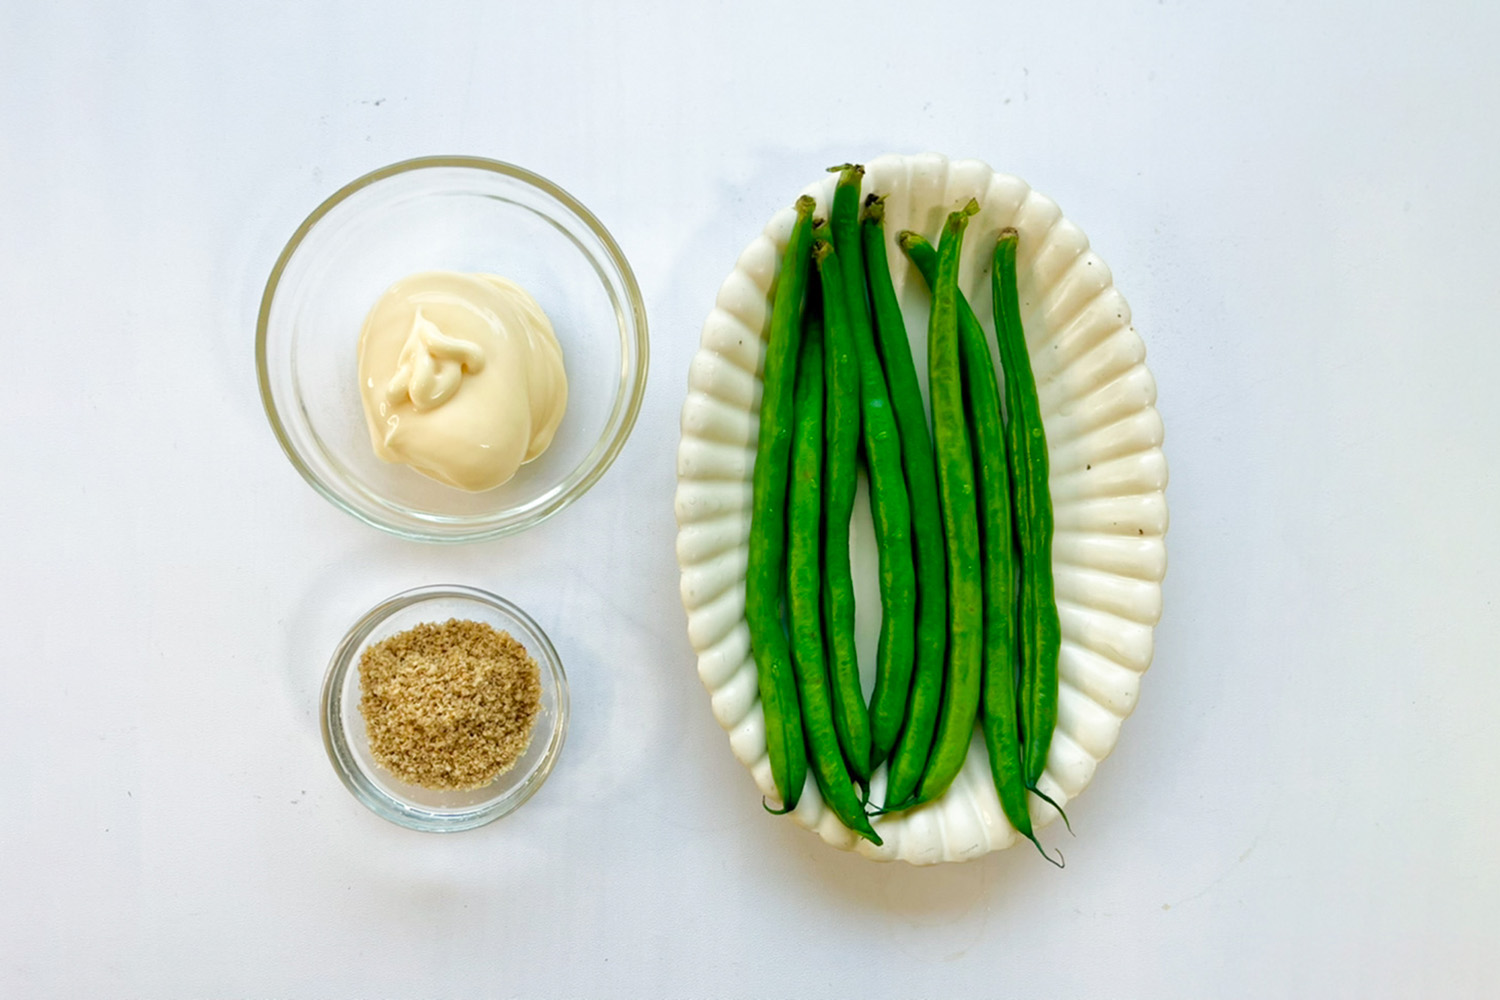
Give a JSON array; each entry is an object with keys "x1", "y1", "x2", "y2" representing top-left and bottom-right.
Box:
[{"x1": 357, "y1": 271, "x2": 568, "y2": 491}]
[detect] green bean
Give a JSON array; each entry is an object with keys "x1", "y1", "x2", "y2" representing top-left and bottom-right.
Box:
[
  {"x1": 829, "y1": 165, "x2": 916, "y2": 772},
  {"x1": 786, "y1": 308, "x2": 883, "y2": 846},
  {"x1": 911, "y1": 202, "x2": 983, "y2": 805},
  {"x1": 745, "y1": 194, "x2": 814, "y2": 811},
  {"x1": 862, "y1": 199, "x2": 947, "y2": 811},
  {"x1": 900, "y1": 231, "x2": 1057, "y2": 863},
  {"x1": 993, "y1": 228, "x2": 1062, "y2": 791},
  {"x1": 816, "y1": 221, "x2": 874, "y2": 785}
]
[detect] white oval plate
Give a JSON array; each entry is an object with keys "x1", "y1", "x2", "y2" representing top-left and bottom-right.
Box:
[{"x1": 674, "y1": 153, "x2": 1167, "y2": 864}]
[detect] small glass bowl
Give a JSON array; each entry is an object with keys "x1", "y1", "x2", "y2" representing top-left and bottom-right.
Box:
[
  {"x1": 320, "y1": 585, "x2": 568, "y2": 832},
  {"x1": 258, "y1": 156, "x2": 648, "y2": 542}
]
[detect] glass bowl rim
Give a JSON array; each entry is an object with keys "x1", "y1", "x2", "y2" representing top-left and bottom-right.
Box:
[
  {"x1": 256, "y1": 154, "x2": 649, "y2": 543},
  {"x1": 319, "y1": 583, "x2": 570, "y2": 832}
]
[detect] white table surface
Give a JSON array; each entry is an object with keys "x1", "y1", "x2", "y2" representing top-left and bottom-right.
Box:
[{"x1": 4, "y1": 2, "x2": 1498, "y2": 996}]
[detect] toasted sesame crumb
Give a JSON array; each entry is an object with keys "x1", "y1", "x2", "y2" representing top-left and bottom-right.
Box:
[{"x1": 358, "y1": 618, "x2": 542, "y2": 790}]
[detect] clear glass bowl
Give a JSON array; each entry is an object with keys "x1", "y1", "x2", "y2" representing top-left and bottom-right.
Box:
[
  {"x1": 321, "y1": 585, "x2": 569, "y2": 832},
  {"x1": 258, "y1": 156, "x2": 648, "y2": 542}
]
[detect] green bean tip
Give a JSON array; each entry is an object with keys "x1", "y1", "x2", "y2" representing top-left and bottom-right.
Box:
[
  {"x1": 794, "y1": 194, "x2": 816, "y2": 214},
  {"x1": 1029, "y1": 785, "x2": 1074, "y2": 835},
  {"x1": 826, "y1": 162, "x2": 865, "y2": 178},
  {"x1": 945, "y1": 205, "x2": 975, "y2": 229},
  {"x1": 896, "y1": 229, "x2": 922, "y2": 249},
  {"x1": 863, "y1": 195, "x2": 886, "y2": 223},
  {"x1": 998, "y1": 225, "x2": 1019, "y2": 241},
  {"x1": 963, "y1": 197, "x2": 980, "y2": 216},
  {"x1": 762, "y1": 797, "x2": 794, "y2": 816},
  {"x1": 1028, "y1": 836, "x2": 1065, "y2": 869}
]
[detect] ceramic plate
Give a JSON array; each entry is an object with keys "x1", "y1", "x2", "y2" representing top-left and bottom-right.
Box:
[{"x1": 675, "y1": 153, "x2": 1167, "y2": 864}]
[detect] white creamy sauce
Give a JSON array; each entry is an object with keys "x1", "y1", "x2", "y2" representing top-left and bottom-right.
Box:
[{"x1": 357, "y1": 271, "x2": 568, "y2": 491}]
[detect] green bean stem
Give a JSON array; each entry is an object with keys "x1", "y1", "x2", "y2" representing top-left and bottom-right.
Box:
[
  {"x1": 745, "y1": 195, "x2": 815, "y2": 811},
  {"x1": 862, "y1": 199, "x2": 947, "y2": 810},
  {"x1": 829, "y1": 165, "x2": 917, "y2": 771},
  {"x1": 787, "y1": 307, "x2": 884, "y2": 846},
  {"x1": 900, "y1": 231, "x2": 1057, "y2": 863},
  {"x1": 816, "y1": 221, "x2": 874, "y2": 783},
  {"x1": 910, "y1": 202, "x2": 983, "y2": 805},
  {"x1": 992, "y1": 228, "x2": 1062, "y2": 790}
]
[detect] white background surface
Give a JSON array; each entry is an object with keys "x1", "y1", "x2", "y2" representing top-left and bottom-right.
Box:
[{"x1": 2, "y1": 1, "x2": 1497, "y2": 996}]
